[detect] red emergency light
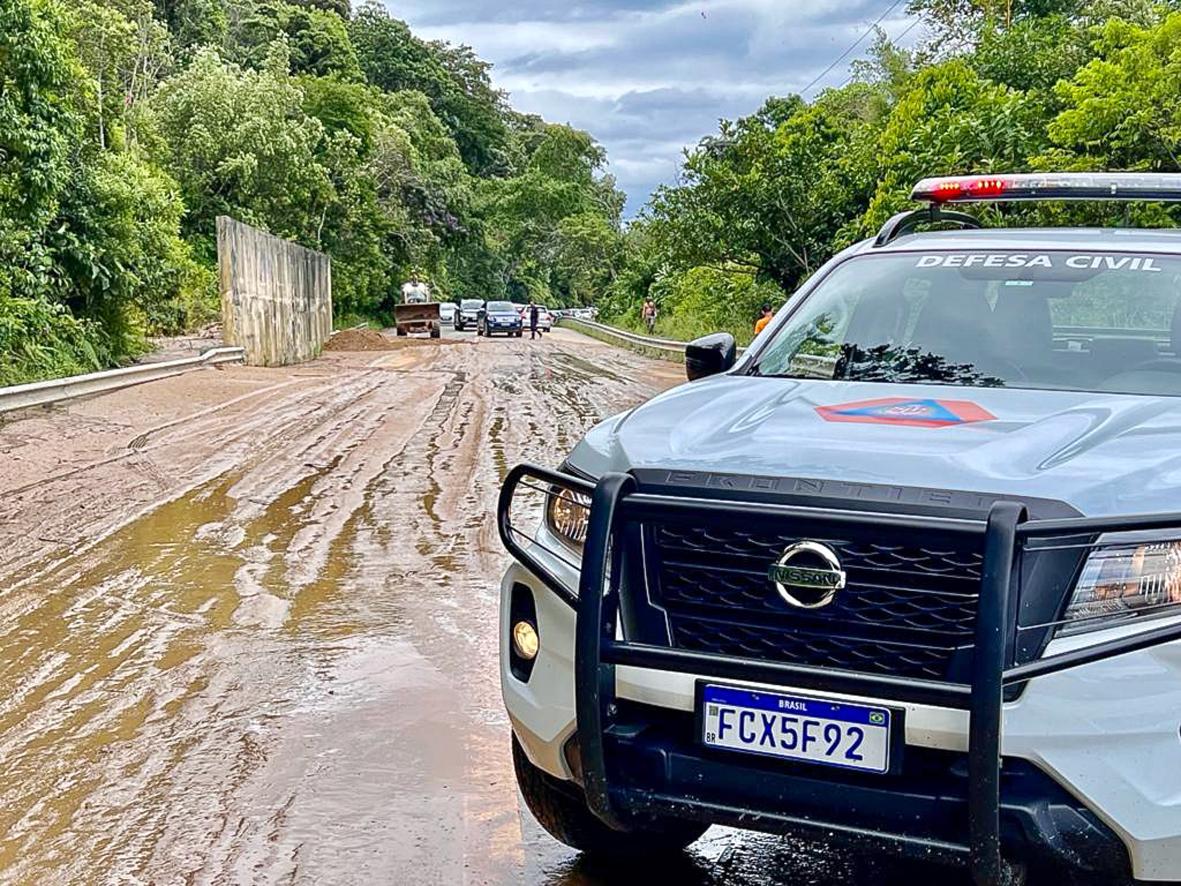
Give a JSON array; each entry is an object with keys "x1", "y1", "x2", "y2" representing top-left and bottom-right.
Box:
[{"x1": 929, "y1": 177, "x2": 1007, "y2": 201}]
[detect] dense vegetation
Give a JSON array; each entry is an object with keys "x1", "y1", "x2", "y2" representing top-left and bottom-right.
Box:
[
  {"x1": 601, "y1": 0, "x2": 1181, "y2": 344},
  {"x1": 0, "y1": 0, "x2": 624, "y2": 384}
]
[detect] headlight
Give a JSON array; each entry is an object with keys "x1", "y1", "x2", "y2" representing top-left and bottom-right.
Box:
[
  {"x1": 546, "y1": 485, "x2": 591, "y2": 553},
  {"x1": 1060, "y1": 539, "x2": 1181, "y2": 635}
]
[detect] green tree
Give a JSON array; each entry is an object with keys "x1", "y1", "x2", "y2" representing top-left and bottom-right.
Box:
[
  {"x1": 1, "y1": 0, "x2": 207, "y2": 380},
  {"x1": 908, "y1": 0, "x2": 1080, "y2": 50},
  {"x1": 0, "y1": 0, "x2": 83, "y2": 234},
  {"x1": 552, "y1": 211, "x2": 622, "y2": 305},
  {"x1": 645, "y1": 92, "x2": 874, "y2": 292},
  {"x1": 1043, "y1": 14, "x2": 1181, "y2": 171},
  {"x1": 348, "y1": 2, "x2": 510, "y2": 175},
  {"x1": 230, "y1": 0, "x2": 360, "y2": 78},
  {"x1": 480, "y1": 124, "x2": 623, "y2": 303},
  {"x1": 300, "y1": 74, "x2": 376, "y2": 148},
  {"x1": 68, "y1": 0, "x2": 173, "y2": 149},
  {"x1": 152, "y1": 0, "x2": 227, "y2": 49},
  {"x1": 56, "y1": 150, "x2": 213, "y2": 341},
  {"x1": 0, "y1": 0, "x2": 98, "y2": 378},
  {"x1": 855, "y1": 58, "x2": 1046, "y2": 235},
  {"x1": 289, "y1": 0, "x2": 347, "y2": 16},
  {"x1": 144, "y1": 49, "x2": 335, "y2": 254}
]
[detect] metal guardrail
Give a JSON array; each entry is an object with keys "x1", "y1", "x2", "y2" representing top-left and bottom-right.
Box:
[
  {"x1": 559, "y1": 318, "x2": 852, "y2": 376},
  {"x1": 0, "y1": 346, "x2": 246, "y2": 415},
  {"x1": 558, "y1": 317, "x2": 693, "y2": 354},
  {"x1": 558, "y1": 317, "x2": 749, "y2": 358}
]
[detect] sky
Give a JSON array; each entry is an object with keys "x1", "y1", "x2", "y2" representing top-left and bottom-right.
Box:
[{"x1": 384, "y1": 0, "x2": 918, "y2": 216}]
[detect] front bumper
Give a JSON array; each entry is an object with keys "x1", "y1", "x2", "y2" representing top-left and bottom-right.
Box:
[
  {"x1": 598, "y1": 699, "x2": 1129, "y2": 877},
  {"x1": 498, "y1": 465, "x2": 1181, "y2": 883}
]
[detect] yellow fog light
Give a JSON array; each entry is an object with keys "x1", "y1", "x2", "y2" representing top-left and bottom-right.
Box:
[{"x1": 512, "y1": 620, "x2": 540, "y2": 660}]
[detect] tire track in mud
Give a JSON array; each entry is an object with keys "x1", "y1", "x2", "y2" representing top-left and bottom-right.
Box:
[{"x1": 0, "y1": 368, "x2": 393, "y2": 587}]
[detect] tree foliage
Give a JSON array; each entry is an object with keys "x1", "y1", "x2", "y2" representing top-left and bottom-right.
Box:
[
  {"x1": 146, "y1": 50, "x2": 336, "y2": 250},
  {"x1": 348, "y1": 3, "x2": 511, "y2": 176},
  {"x1": 229, "y1": 0, "x2": 360, "y2": 79},
  {"x1": 1044, "y1": 15, "x2": 1181, "y2": 170}
]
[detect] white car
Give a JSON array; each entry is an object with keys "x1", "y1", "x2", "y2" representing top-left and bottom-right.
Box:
[
  {"x1": 496, "y1": 173, "x2": 1181, "y2": 885},
  {"x1": 439, "y1": 302, "x2": 457, "y2": 325},
  {"x1": 519, "y1": 306, "x2": 553, "y2": 332}
]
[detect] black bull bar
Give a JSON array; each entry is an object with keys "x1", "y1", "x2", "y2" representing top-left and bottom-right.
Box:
[{"x1": 497, "y1": 463, "x2": 1181, "y2": 886}]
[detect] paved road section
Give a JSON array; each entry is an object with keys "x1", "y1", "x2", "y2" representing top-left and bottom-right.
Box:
[{"x1": 0, "y1": 329, "x2": 966, "y2": 884}]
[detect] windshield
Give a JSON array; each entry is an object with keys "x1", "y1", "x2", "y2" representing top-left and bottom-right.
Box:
[
  {"x1": 487, "y1": 301, "x2": 514, "y2": 312},
  {"x1": 461, "y1": 299, "x2": 483, "y2": 309},
  {"x1": 751, "y1": 251, "x2": 1181, "y2": 396}
]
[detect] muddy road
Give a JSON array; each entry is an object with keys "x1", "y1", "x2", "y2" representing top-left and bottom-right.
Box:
[{"x1": 0, "y1": 329, "x2": 966, "y2": 885}]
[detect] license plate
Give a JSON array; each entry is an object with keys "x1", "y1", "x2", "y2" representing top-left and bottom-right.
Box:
[{"x1": 700, "y1": 684, "x2": 893, "y2": 774}]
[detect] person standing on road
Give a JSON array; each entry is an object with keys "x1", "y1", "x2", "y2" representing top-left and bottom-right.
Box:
[
  {"x1": 529, "y1": 300, "x2": 540, "y2": 340},
  {"x1": 642, "y1": 298, "x2": 657, "y2": 334},
  {"x1": 754, "y1": 303, "x2": 774, "y2": 336}
]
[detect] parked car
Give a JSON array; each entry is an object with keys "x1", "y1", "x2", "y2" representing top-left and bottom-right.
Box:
[
  {"x1": 455, "y1": 298, "x2": 484, "y2": 331},
  {"x1": 478, "y1": 300, "x2": 523, "y2": 337},
  {"x1": 497, "y1": 173, "x2": 1181, "y2": 885},
  {"x1": 439, "y1": 302, "x2": 457, "y2": 325}
]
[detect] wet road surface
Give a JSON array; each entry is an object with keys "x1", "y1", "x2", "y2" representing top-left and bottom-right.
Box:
[{"x1": 0, "y1": 329, "x2": 970, "y2": 884}]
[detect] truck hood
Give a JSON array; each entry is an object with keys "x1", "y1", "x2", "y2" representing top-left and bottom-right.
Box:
[{"x1": 572, "y1": 377, "x2": 1181, "y2": 517}]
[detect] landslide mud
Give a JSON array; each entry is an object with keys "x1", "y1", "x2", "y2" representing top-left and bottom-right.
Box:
[{"x1": 0, "y1": 330, "x2": 964, "y2": 885}]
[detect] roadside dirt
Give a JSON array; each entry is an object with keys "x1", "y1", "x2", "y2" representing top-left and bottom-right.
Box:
[
  {"x1": 0, "y1": 329, "x2": 961, "y2": 885},
  {"x1": 322, "y1": 327, "x2": 398, "y2": 350},
  {"x1": 322, "y1": 328, "x2": 467, "y2": 352}
]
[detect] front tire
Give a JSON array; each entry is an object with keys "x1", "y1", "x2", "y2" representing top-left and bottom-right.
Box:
[{"x1": 511, "y1": 736, "x2": 706, "y2": 856}]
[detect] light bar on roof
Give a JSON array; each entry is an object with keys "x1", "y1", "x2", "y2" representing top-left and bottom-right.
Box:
[{"x1": 912, "y1": 172, "x2": 1181, "y2": 204}]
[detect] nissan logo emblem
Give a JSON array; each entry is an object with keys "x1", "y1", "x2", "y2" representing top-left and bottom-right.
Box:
[{"x1": 767, "y1": 541, "x2": 846, "y2": 609}]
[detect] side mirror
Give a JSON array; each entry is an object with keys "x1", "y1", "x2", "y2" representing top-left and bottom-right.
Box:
[{"x1": 685, "y1": 332, "x2": 737, "y2": 381}]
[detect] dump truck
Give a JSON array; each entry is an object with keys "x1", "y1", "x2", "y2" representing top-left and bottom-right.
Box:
[{"x1": 394, "y1": 280, "x2": 441, "y2": 338}]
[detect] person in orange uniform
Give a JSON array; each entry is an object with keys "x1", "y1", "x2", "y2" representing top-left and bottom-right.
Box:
[{"x1": 754, "y1": 303, "x2": 774, "y2": 335}]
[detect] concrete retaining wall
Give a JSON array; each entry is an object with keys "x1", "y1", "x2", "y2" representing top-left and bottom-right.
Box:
[{"x1": 218, "y1": 217, "x2": 333, "y2": 366}]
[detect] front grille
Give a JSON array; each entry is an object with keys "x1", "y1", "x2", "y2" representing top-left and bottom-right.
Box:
[{"x1": 648, "y1": 523, "x2": 984, "y2": 681}]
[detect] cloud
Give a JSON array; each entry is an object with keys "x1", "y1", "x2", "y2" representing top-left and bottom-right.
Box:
[{"x1": 382, "y1": 0, "x2": 918, "y2": 215}]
